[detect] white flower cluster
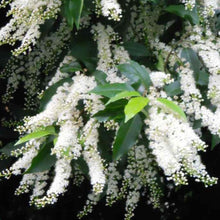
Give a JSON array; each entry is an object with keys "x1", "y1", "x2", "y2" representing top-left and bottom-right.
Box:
[
  {"x1": 79, "y1": 145, "x2": 163, "y2": 220},
  {"x1": 181, "y1": 0, "x2": 196, "y2": 10},
  {"x1": 10, "y1": 139, "x2": 44, "y2": 175},
  {"x1": 178, "y1": 62, "x2": 220, "y2": 137},
  {"x1": 15, "y1": 171, "x2": 49, "y2": 199},
  {"x1": 146, "y1": 106, "x2": 217, "y2": 186},
  {"x1": 198, "y1": 49, "x2": 220, "y2": 106},
  {"x1": 92, "y1": 23, "x2": 129, "y2": 83},
  {"x1": 52, "y1": 120, "x2": 82, "y2": 160},
  {"x1": 105, "y1": 162, "x2": 122, "y2": 206},
  {"x1": 30, "y1": 171, "x2": 49, "y2": 201},
  {"x1": 1, "y1": 21, "x2": 71, "y2": 110},
  {"x1": 0, "y1": 138, "x2": 44, "y2": 178},
  {"x1": 33, "y1": 158, "x2": 72, "y2": 207},
  {"x1": 15, "y1": 173, "x2": 37, "y2": 195},
  {"x1": 82, "y1": 119, "x2": 106, "y2": 193},
  {"x1": 131, "y1": 3, "x2": 220, "y2": 140},
  {"x1": 78, "y1": 193, "x2": 101, "y2": 219},
  {"x1": 20, "y1": 82, "x2": 70, "y2": 132},
  {"x1": 178, "y1": 64, "x2": 202, "y2": 116},
  {"x1": 6, "y1": 68, "x2": 107, "y2": 205},
  {"x1": 176, "y1": 25, "x2": 220, "y2": 137},
  {"x1": 47, "y1": 55, "x2": 76, "y2": 88},
  {"x1": 202, "y1": 0, "x2": 218, "y2": 17},
  {"x1": 121, "y1": 145, "x2": 163, "y2": 220},
  {"x1": 1, "y1": 1, "x2": 220, "y2": 219},
  {"x1": 150, "y1": 71, "x2": 173, "y2": 88},
  {"x1": 95, "y1": 0, "x2": 122, "y2": 21},
  {"x1": 0, "y1": 0, "x2": 62, "y2": 55}
]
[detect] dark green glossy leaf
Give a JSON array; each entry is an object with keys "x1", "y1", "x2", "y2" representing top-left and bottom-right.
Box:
[
  {"x1": 25, "y1": 142, "x2": 56, "y2": 173},
  {"x1": 181, "y1": 48, "x2": 209, "y2": 86},
  {"x1": 39, "y1": 19, "x2": 56, "y2": 37},
  {"x1": 164, "y1": 80, "x2": 182, "y2": 96},
  {"x1": 113, "y1": 115, "x2": 143, "y2": 161},
  {"x1": 60, "y1": 61, "x2": 82, "y2": 73},
  {"x1": 63, "y1": 0, "x2": 84, "y2": 29},
  {"x1": 193, "y1": 119, "x2": 202, "y2": 129},
  {"x1": 93, "y1": 100, "x2": 127, "y2": 122},
  {"x1": 90, "y1": 83, "x2": 134, "y2": 98},
  {"x1": 93, "y1": 70, "x2": 107, "y2": 85},
  {"x1": 123, "y1": 42, "x2": 150, "y2": 57},
  {"x1": 72, "y1": 0, "x2": 84, "y2": 29},
  {"x1": 40, "y1": 78, "x2": 73, "y2": 111},
  {"x1": 106, "y1": 91, "x2": 141, "y2": 105},
  {"x1": 211, "y1": 135, "x2": 220, "y2": 150},
  {"x1": 70, "y1": 30, "x2": 97, "y2": 72},
  {"x1": 118, "y1": 61, "x2": 152, "y2": 89},
  {"x1": 81, "y1": 0, "x2": 94, "y2": 16},
  {"x1": 165, "y1": 4, "x2": 199, "y2": 25}
]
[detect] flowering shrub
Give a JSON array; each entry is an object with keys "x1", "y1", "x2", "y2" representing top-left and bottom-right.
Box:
[{"x1": 0, "y1": 0, "x2": 220, "y2": 219}]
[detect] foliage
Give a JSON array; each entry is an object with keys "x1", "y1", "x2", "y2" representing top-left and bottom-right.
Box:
[{"x1": 0, "y1": 0, "x2": 220, "y2": 219}]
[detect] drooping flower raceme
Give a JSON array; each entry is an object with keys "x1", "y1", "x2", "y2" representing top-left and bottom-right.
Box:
[
  {"x1": 0, "y1": 1, "x2": 220, "y2": 220},
  {"x1": 33, "y1": 158, "x2": 72, "y2": 207},
  {"x1": 92, "y1": 23, "x2": 129, "y2": 83},
  {"x1": 95, "y1": 0, "x2": 122, "y2": 21},
  {"x1": 1, "y1": 21, "x2": 71, "y2": 110},
  {"x1": 0, "y1": 0, "x2": 62, "y2": 55},
  {"x1": 146, "y1": 105, "x2": 217, "y2": 186}
]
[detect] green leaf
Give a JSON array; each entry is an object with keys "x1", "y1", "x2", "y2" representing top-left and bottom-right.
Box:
[
  {"x1": 63, "y1": 0, "x2": 84, "y2": 29},
  {"x1": 70, "y1": 30, "x2": 97, "y2": 72},
  {"x1": 157, "y1": 98, "x2": 187, "y2": 121},
  {"x1": 181, "y1": 48, "x2": 209, "y2": 86},
  {"x1": 25, "y1": 142, "x2": 56, "y2": 173},
  {"x1": 81, "y1": 0, "x2": 94, "y2": 16},
  {"x1": 118, "y1": 61, "x2": 152, "y2": 89},
  {"x1": 93, "y1": 70, "x2": 107, "y2": 85},
  {"x1": 90, "y1": 83, "x2": 134, "y2": 98},
  {"x1": 53, "y1": 137, "x2": 58, "y2": 145},
  {"x1": 165, "y1": 4, "x2": 199, "y2": 25},
  {"x1": 106, "y1": 91, "x2": 141, "y2": 105},
  {"x1": 93, "y1": 99, "x2": 127, "y2": 122},
  {"x1": 15, "y1": 126, "x2": 56, "y2": 146},
  {"x1": 124, "y1": 97, "x2": 149, "y2": 123},
  {"x1": 123, "y1": 42, "x2": 150, "y2": 57},
  {"x1": 75, "y1": 156, "x2": 89, "y2": 176},
  {"x1": 60, "y1": 61, "x2": 82, "y2": 73},
  {"x1": 211, "y1": 135, "x2": 220, "y2": 150},
  {"x1": 113, "y1": 115, "x2": 143, "y2": 161},
  {"x1": 39, "y1": 78, "x2": 73, "y2": 111},
  {"x1": 39, "y1": 19, "x2": 56, "y2": 38},
  {"x1": 193, "y1": 119, "x2": 202, "y2": 129},
  {"x1": 72, "y1": 0, "x2": 84, "y2": 29},
  {"x1": 164, "y1": 80, "x2": 182, "y2": 96}
]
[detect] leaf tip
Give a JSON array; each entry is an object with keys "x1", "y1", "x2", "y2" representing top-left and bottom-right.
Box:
[{"x1": 14, "y1": 140, "x2": 20, "y2": 146}]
